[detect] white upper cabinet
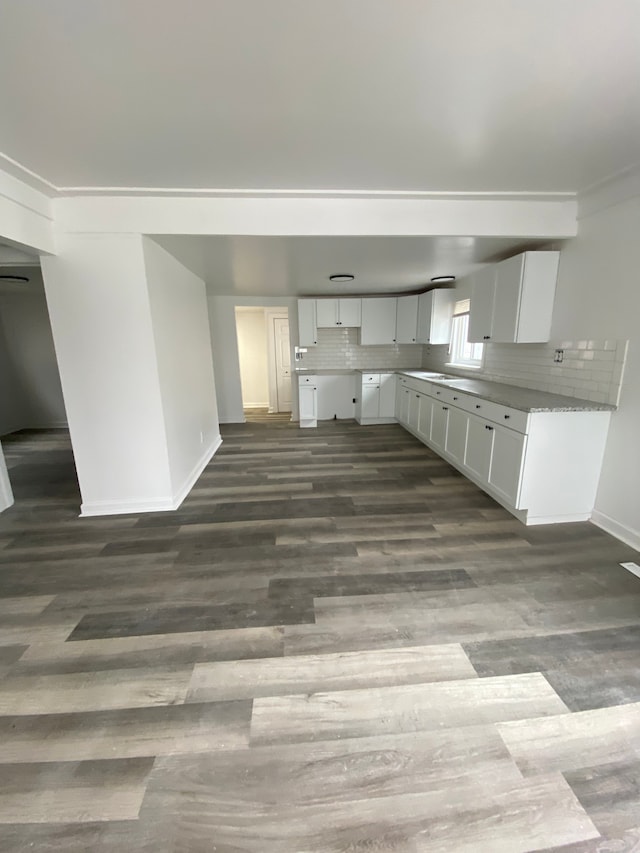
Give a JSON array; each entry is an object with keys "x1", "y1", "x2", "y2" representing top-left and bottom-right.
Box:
[
  {"x1": 395, "y1": 295, "x2": 419, "y2": 343},
  {"x1": 315, "y1": 298, "x2": 362, "y2": 328},
  {"x1": 416, "y1": 290, "x2": 454, "y2": 344},
  {"x1": 492, "y1": 252, "x2": 559, "y2": 343},
  {"x1": 469, "y1": 251, "x2": 559, "y2": 344},
  {"x1": 360, "y1": 297, "x2": 398, "y2": 345},
  {"x1": 297, "y1": 299, "x2": 317, "y2": 346},
  {"x1": 468, "y1": 265, "x2": 497, "y2": 343},
  {"x1": 338, "y1": 298, "x2": 362, "y2": 327}
]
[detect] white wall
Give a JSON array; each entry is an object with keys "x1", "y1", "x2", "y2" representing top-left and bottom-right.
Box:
[
  {"x1": 551, "y1": 191, "x2": 640, "y2": 549},
  {"x1": 235, "y1": 308, "x2": 269, "y2": 407},
  {"x1": 0, "y1": 272, "x2": 67, "y2": 435},
  {"x1": 209, "y1": 295, "x2": 298, "y2": 423},
  {"x1": 142, "y1": 237, "x2": 221, "y2": 500},
  {"x1": 0, "y1": 317, "x2": 30, "y2": 435},
  {"x1": 41, "y1": 234, "x2": 174, "y2": 515}
]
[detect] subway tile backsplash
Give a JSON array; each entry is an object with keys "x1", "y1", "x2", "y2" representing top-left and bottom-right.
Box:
[
  {"x1": 298, "y1": 327, "x2": 423, "y2": 370},
  {"x1": 422, "y1": 339, "x2": 629, "y2": 406}
]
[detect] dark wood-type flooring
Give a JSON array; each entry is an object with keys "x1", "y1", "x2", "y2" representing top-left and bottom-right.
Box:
[{"x1": 1, "y1": 415, "x2": 640, "y2": 852}]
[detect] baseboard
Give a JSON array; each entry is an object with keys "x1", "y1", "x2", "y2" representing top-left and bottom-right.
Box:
[
  {"x1": 80, "y1": 496, "x2": 177, "y2": 517},
  {"x1": 170, "y1": 435, "x2": 223, "y2": 510},
  {"x1": 81, "y1": 435, "x2": 223, "y2": 518},
  {"x1": 591, "y1": 510, "x2": 640, "y2": 551}
]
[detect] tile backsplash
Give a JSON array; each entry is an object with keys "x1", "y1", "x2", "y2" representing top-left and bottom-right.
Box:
[
  {"x1": 423, "y1": 339, "x2": 628, "y2": 406},
  {"x1": 298, "y1": 327, "x2": 423, "y2": 370}
]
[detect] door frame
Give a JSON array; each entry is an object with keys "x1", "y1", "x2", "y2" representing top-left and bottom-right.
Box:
[{"x1": 265, "y1": 308, "x2": 290, "y2": 414}]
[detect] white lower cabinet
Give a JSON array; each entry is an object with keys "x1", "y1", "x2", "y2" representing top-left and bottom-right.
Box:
[
  {"x1": 356, "y1": 373, "x2": 396, "y2": 424},
  {"x1": 298, "y1": 383, "x2": 317, "y2": 427},
  {"x1": 430, "y1": 403, "x2": 449, "y2": 453},
  {"x1": 417, "y1": 393, "x2": 433, "y2": 441},
  {"x1": 396, "y1": 379, "x2": 411, "y2": 426},
  {"x1": 395, "y1": 374, "x2": 611, "y2": 525},
  {"x1": 444, "y1": 405, "x2": 468, "y2": 467},
  {"x1": 407, "y1": 391, "x2": 421, "y2": 434},
  {"x1": 488, "y1": 424, "x2": 527, "y2": 506},
  {"x1": 464, "y1": 414, "x2": 493, "y2": 481}
]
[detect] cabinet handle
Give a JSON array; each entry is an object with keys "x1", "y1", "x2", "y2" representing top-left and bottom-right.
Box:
[
  {"x1": 412, "y1": 338, "x2": 416, "y2": 342},
  {"x1": 436, "y1": 391, "x2": 441, "y2": 395},
  {"x1": 442, "y1": 406, "x2": 448, "y2": 411},
  {"x1": 475, "y1": 404, "x2": 481, "y2": 409},
  {"x1": 453, "y1": 396, "x2": 458, "y2": 400},
  {"x1": 483, "y1": 335, "x2": 491, "y2": 340},
  {"x1": 393, "y1": 339, "x2": 396, "y2": 343},
  {"x1": 504, "y1": 414, "x2": 510, "y2": 419},
  {"x1": 485, "y1": 425, "x2": 494, "y2": 431}
]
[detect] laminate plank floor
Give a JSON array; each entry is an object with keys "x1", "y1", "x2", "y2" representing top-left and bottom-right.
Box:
[{"x1": 1, "y1": 421, "x2": 640, "y2": 852}]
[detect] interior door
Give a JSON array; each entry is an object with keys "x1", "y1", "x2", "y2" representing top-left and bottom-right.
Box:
[{"x1": 274, "y1": 317, "x2": 292, "y2": 412}]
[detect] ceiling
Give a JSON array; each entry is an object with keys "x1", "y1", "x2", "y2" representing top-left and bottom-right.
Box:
[
  {"x1": 152, "y1": 234, "x2": 551, "y2": 296},
  {"x1": 0, "y1": 0, "x2": 638, "y2": 193}
]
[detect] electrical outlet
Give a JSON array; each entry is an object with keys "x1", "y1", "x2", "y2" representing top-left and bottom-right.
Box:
[
  {"x1": 553, "y1": 349, "x2": 564, "y2": 363},
  {"x1": 199, "y1": 430, "x2": 204, "y2": 443}
]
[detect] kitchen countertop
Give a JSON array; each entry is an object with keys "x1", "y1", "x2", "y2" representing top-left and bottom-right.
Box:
[
  {"x1": 294, "y1": 368, "x2": 358, "y2": 375},
  {"x1": 397, "y1": 370, "x2": 616, "y2": 413}
]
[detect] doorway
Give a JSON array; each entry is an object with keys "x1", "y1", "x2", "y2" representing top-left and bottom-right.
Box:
[{"x1": 235, "y1": 307, "x2": 292, "y2": 415}]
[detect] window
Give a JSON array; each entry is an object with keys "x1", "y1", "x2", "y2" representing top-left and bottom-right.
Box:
[{"x1": 448, "y1": 299, "x2": 484, "y2": 368}]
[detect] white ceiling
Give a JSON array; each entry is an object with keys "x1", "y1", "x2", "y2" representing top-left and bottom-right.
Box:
[
  {"x1": 0, "y1": 0, "x2": 638, "y2": 193},
  {"x1": 152, "y1": 234, "x2": 551, "y2": 296}
]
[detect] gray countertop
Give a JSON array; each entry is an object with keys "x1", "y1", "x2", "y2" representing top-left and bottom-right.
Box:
[
  {"x1": 294, "y1": 368, "x2": 358, "y2": 375},
  {"x1": 397, "y1": 371, "x2": 616, "y2": 413}
]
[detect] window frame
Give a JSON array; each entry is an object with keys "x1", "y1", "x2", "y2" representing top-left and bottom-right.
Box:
[{"x1": 446, "y1": 301, "x2": 484, "y2": 369}]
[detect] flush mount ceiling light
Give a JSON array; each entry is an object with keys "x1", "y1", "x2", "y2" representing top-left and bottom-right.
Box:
[
  {"x1": 329, "y1": 274, "x2": 355, "y2": 283},
  {"x1": 0, "y1": 275, "x2": 29, "y2": 283},
  {"x1": 430, "y1": 275, "x2": 456, "y2": 284}
]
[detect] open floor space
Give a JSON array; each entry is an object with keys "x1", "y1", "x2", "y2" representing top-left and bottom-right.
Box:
[{"x1": 1, "y1": 419, "x2": 640, "y2": 851}]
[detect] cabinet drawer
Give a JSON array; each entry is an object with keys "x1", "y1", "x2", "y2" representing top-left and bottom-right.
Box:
[
  {"x1": 298, "y1": 375, "x2": 317, "y2": 385},
  {"x1": 465, "y1": 398, "x2": 529, "y2": 433},
  {"x1": 362, "y1": 373, "x2": 381, "y2": 385}
]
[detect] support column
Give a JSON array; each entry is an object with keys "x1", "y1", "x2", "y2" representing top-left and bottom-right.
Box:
[{"x1": 41, "y1": 234, "x2": 173, "y2": 516}]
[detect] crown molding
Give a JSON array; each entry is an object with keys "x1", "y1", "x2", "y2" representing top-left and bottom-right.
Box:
[
  {"x1": 578, "y1": 162, "x2": 640, "y2": 218},
  {"x1": 54, "y1": 186, "x2": 577, "y2": 202},
  {"x1": 0, "y1": 153, "x2": 578, "y2": 203},
  {"x1": 0, "y1": 152, "x2": 58, "y2": 197}
]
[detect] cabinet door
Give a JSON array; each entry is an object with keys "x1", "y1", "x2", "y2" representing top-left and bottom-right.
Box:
[
  {"x1": 338, "y1": 298, "x2": 362, "y2": 327},
  {"x1": 316, "y1": 299, "x2": 338, "y2": 328},
  {"x1": 514, "y1": 252, "x2": 559, "y2": 343},
  {"x1": 468, "y1": 266, "x2": 496, "y2": 343},
  {"x1": 464, "y1": 414, "x2": 493, "y2": 482},
  {"x1": 378, "y1": 374, "x2": 397, "y2": 417},
  {"x1": 430, "y1": 403, "x2": 449, "y2": 452},
  {"x1": 361, "y1": 384, "x2": 380, "y2": 419},
  {"x1": 417, "y1": 392, "x2": 433, "y2": 440},
  {"x1": 397, "y1": 386, "x2": 411, "y2": 425},
  {"x1": 361, "y1": 298, "x2": 398, "y2": 345},
  {"x1": 445, "y1": 406, "x2": 468, "y2": 465},
  {"x1": 298, "y1": 385, "x2": 317, "y2": 420},
  {"x1": 491, "y1": 255, "x2": 524, "y2": 343},
  {"x1": 298, "y1": 300, "x2": 317, "y2": 346},
  {"x1": 395, "y1": 295, "x2": 419, "y2": 343},
  {"x1": 488, "y1": 425, "x2": 527, "y2": 506},
  {"x1": 408, "y1": 391, "x2": 421, "y2": 433},
  {"x1": 417, "y1": 290, "x2": 454, "y2": 344}
]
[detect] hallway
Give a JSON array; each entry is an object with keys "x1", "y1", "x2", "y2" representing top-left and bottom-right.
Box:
[{"x1": 0, "y1": 421, "x2": 640, "y2": 850}]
